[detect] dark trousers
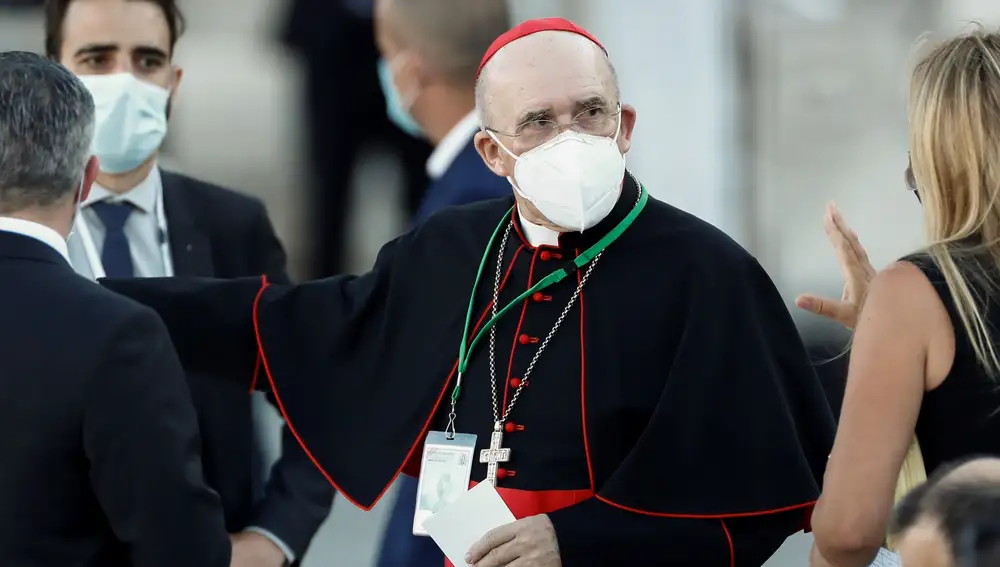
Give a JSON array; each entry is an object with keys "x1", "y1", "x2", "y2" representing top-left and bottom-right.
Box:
[{"x1": 377, "y1": 476, "x2": 442, "y2": 567}]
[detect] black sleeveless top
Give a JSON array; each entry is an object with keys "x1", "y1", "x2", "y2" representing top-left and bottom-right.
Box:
[{"x1": 907, "y1": 254, "x2": 1000, "y2": 475}]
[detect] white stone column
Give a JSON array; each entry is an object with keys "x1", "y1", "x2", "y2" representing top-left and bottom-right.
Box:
[{"x1": 563, "y1": 0, "x2": 747, "y2": 245}]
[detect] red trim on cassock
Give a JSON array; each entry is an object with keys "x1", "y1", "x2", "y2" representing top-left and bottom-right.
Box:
[
  {"x1": 250, "y1": 351, "x2": 261, "y2": 392},
  {"x1": 576, "y1": 249, "x2": 597, "y2": 492},
  {"x1": 501, "y1": 249, "x2": 539, "y2": 409},
  {"x1": 801, "y1": 504, "x2": 815, "y2": 533},
  {"x1": 251, "y1": 241, "x2": 529, "y2": 511},
  {"x1": 511, "y1": 208, "x2": 532, "y2": 249},
  {"x1": 721, "y1": 520, "x2": 735, "y2": 567},
  {"x1": 594, "y1": 494, "x2": 818, "y2": 519}
]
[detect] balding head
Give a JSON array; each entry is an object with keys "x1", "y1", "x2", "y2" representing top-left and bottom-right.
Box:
[
  {"x1": 890, "y1": 457, "x2": 1000, "y2": 567},
  {"x1": 474, "y1": 29, "x2": 619, "y2": 130},
  {"x1": 471, "y1": 24, "x2": 637, "y2": 215},
  {"x1": 375, "y1": 0, "x2": 510, "y2": 87}
]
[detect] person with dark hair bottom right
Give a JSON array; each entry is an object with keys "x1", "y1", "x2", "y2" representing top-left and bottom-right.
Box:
[
  {"x1": 0, "y1": 50, "x2": 229, "y2": 567},
  {"x1": 890, "y1": 457, "x2": 1000, "y2": 567}
]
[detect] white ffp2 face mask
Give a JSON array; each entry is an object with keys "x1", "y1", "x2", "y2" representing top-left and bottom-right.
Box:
[
  {"x1": 78, "y1": 73, "x2": 170, "y2": 175},
  {"x1": 490, "y1": 115, "x2": 626, "y2": 232}
]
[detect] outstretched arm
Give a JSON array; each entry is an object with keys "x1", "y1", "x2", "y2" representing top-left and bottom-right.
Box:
[{"x1": 100, "y1": 275, "x2": 265, "y2": 381}]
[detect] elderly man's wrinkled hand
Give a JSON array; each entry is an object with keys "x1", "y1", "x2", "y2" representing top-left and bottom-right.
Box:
[{"x1": 466, "y1": 514, "x2": 561, "y2": 567}]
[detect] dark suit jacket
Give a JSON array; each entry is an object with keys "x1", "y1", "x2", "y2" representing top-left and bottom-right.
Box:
[
  {"x1": 378, "y1": 139, "x2": 511, "y2": 567},
  {"x1": 414, "y1": 142, "x2": 512, "y2": 221},
  {"x1": 0, "y1": 230, "x2": 230, "y2": 567},
  {"x1": 161, "y1": 170, "x2": 333, "y2": 557}
]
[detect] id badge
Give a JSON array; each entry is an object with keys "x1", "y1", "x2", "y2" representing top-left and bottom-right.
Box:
[{"x1": 412, "y1": 431, "x2": 477, "y2": 536}]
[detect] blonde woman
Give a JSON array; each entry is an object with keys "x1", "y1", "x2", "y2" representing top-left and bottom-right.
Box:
[{"x1": 801, "y1": 29, "x2": 1000, "y2": 567}]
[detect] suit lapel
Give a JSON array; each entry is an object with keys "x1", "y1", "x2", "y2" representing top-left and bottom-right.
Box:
[{"x1": 161, "y1": 171, "x2": 215, "y2": 277}]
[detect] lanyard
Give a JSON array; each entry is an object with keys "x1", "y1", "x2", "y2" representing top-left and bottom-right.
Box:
[
  {"x1": 74, "y1": 185, "x2": 173, "y2": 279},
  {"x1": 450, "y1": 183, "x2": 649, "y2": 404}
]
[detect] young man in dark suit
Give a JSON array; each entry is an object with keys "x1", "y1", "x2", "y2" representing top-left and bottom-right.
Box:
[
  {"x1": 0, "y1": 50, "x2": 229, "y2": 567},
  {"x1": 372, "y1": 0, "x2": 512, "y2": 565},
  {"x1": 44, "y1": 1, "x2": 333, "y2": 564}
]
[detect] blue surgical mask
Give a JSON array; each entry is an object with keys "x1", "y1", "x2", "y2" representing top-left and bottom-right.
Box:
[
  {"x1": 377, "y1": 58, "x2": 424, "y2": 138},
  {"x1": 78, "y1": 73, "x2": 170, "y2": 174}
]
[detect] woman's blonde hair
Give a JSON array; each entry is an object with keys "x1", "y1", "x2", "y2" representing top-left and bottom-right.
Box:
[{"x1": 908, "y1": 26, "x2": 1000, "y2": 377}]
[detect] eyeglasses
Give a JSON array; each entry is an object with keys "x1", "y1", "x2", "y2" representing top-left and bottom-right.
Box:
[
  {"x1": 486, "y1": 104, "x2": 622, "y2": 149},
  {"x1": 905, "y1": 153, "x2": 921, "y2": 203}
]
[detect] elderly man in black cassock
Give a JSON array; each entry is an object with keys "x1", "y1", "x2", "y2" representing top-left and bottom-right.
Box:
[{"x1": 104, "y1": 17, "x2": 836, "y2": 567}]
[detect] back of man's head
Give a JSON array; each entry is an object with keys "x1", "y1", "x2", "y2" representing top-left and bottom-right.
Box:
[
  {"x1": 890, "y1": 457, "x2": 1000, "y2": 567},
  {"x1": 0, "y1": 51, "x2": 94, "y2": 216},
  {"x1": 379, "y1": 0, "x2": 511, "y2": 87}
]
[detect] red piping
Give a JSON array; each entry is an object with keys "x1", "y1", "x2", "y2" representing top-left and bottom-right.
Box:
[
  {"x1": 721, "y1": 519, "x2": 735, "y2": 567},
  {"x1": 250, "y1": 241, "x2": 528, "y2": 510},
  {"x1": 502, "y1": 248, "x2": 537, "y2": 409},
  {"x1": 576, "y1": 249, "x2": 596, "y2": 491},
  {"x1": 594, "y1": 494, "x2": 818, "y2": 519}
]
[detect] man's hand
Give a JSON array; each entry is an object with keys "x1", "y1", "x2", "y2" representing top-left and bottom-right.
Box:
[
  {"x1": 795, "y1": 202, "x2": 876, "y2": 330},
  {"x1": 229, "y1": 532, "x2": 286, "y2": 567},
  {"x1": 466, "y1": 514, "x2": 561, "y2": 567}
]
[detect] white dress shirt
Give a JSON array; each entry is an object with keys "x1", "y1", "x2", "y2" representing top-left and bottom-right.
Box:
[
  {"x1": 426, "y1": 111, "x2": 482, "y2": 181},
  {"x1": 65, "y1": 168, "x2": 297, "y2": 562},
  {"x1": 68, "y1": 167, "x2": 167, "y2": 279},
  {"x1": 517, "y1": 210, "x2": 560, "y2": 247},
  {"x1": 0, "y1": 217, "x2": 70, "y2": 262}
]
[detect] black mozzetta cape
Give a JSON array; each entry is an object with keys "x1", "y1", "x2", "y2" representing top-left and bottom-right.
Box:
[{"x1": 103, "y1": 174, "x2": 835, "y2": 566}]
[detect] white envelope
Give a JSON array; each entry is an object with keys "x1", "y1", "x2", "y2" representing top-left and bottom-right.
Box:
[{"x1": 422, "y1": 482, "x2": 517, "y2": 567}]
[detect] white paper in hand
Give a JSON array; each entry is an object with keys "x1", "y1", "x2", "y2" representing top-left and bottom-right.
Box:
[
  {"x1": 869, "y1": 548, "x2": 901, "y2": 567},
  {"x1": 422, "y1": 482, "x2": 517, "y2": 567}
]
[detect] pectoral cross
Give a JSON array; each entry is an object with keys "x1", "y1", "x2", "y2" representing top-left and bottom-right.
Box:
[{"x1": 479, "y1": 421, "x2": 511, "y2": 486}]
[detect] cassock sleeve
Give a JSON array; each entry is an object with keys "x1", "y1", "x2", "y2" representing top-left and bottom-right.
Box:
[
  {"x1": 101, "y1": 226, "x2": 451, "y2": 510},
  {"x1": 547, "y1": 253, "x2": 836, "y2": 565}
]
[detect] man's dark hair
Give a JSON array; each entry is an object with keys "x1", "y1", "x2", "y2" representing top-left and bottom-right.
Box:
[
  {"x1": 0, "y1": 51, "x2": 94, "y2": 213},
  {"x1": 890, "y1": 457, "x2": 1000, "y2": 567},
  {"x1": 43, "y1": 0, "x2": 186, "y2": 59}
]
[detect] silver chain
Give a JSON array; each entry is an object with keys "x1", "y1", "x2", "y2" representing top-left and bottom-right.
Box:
[
  {"x1": 444, "y1": 174, "x2": 642, "y2": 437},
  {"x1": 488, "y1": 180, "x2": 641, "y2": 425},
  {"x1": 487, "y1": 227, "x2": 602, "y2": 426}
]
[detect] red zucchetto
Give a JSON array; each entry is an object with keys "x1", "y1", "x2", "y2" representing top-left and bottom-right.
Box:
[{"x1": 476, "y1": 17, "x2": 607, "y2": 77}]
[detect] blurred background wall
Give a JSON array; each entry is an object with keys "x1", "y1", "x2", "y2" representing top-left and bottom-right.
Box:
[{"x1": 4, "y1": 0, "x2": 1000, "y2": 564}]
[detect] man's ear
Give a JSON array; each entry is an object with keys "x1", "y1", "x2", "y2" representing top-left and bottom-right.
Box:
[
  {"x1": 474, "y1": 130, "x2": 510, "y2": 177},
  {"x1": 78, "y1": 156, "x2": 100, "y2": 203},
  {"x1": 617, "y1": 104, "x2": 637, "y2": 155},
  {"x1": 171, "y1": 65, "x2": 183, "y2": 94}
]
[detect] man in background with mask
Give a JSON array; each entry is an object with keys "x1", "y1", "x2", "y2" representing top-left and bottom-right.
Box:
[
  {"x1": 0, "y1": 50, "x2": 229, "y2": 567},
  {"x1": 44, "y1": 1, "x2": 333, "y2": 565},
  {"x1": 103, "y1": 18, "x2": 835, "y2": 565},
  {"x1": 372, "y1": 0, "x2": 510, "y2": 564}
]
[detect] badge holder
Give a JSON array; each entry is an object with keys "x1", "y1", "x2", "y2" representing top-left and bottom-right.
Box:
[{"x1": 412, "y1": 431, "x2": 477, "y2": 536}]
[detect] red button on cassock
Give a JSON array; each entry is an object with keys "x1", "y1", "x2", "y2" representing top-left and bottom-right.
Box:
[
  {"x1": 504, "y1": 422, "x2": 516, "y2": 433},
  {"x1": 496, "y1": 468, "x2": 509, "y2": 480},
  {"x1": 540, "y1": 250, "x2": 552, "y2": 261},
  {"x1": 518, "y1": 334, "x2": 531, "y2": 345},
  {"x1": 509, "y1": 378, "x2": 521, "y2": 388},
  {"x1": 532, "y1": 291, "x2": 544, "y2": 302}
]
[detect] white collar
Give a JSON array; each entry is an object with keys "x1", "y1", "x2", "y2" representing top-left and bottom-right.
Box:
[
  {"x1": 0, "y1": 216, "x2": 70, "y2": 262},
  {"x1": 426, "y1": 111, "x2": 481, "y2": 180},
  {"x1": 517, "y1": 206, "x2": 560, "y2": 247},
  {"x1": 84, "y1": 166, "x2": 162, "y2": 212}
]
